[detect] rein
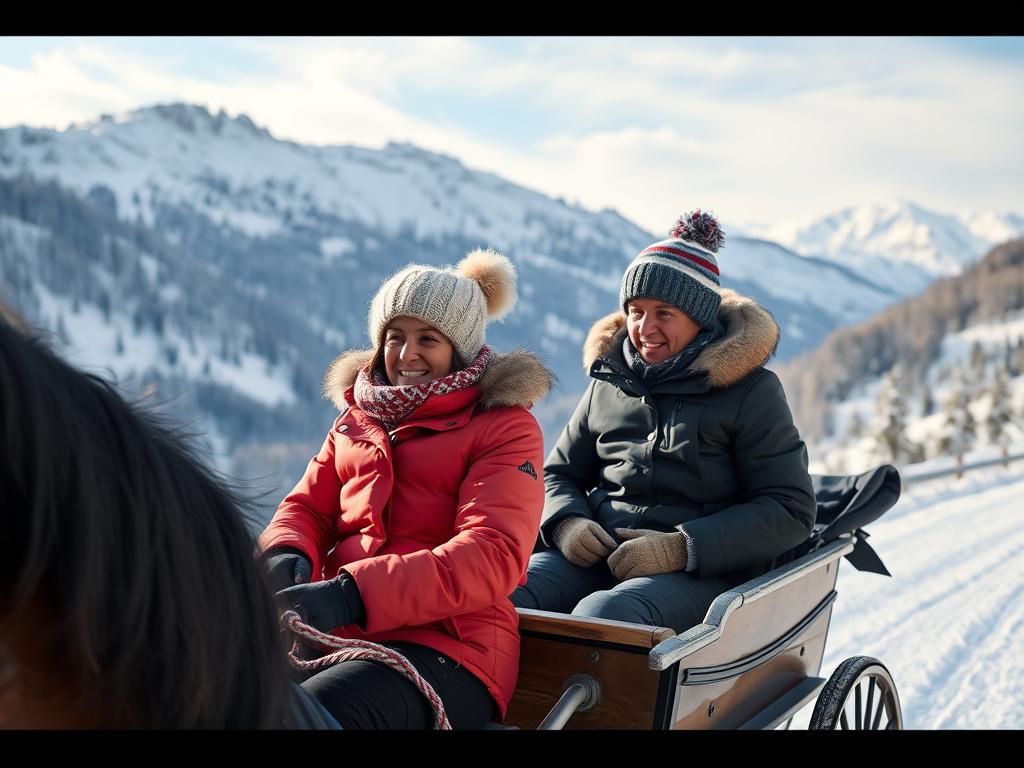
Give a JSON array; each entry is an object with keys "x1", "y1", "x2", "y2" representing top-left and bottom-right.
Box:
[{"x1": 280, "y1": 610, "x2": 451, "y2": 730}]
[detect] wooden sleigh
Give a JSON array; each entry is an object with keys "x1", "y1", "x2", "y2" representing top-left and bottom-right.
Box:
[{"x1": 499, "y1": 465, "x2": 905, "y2": 731}]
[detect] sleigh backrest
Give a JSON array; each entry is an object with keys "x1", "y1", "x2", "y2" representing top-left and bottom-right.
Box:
[{"x1": 770, "y1": 464, "x2": 901, "y2": 575}]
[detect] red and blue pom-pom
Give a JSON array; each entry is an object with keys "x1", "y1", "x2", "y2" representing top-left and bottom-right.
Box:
[{"x1": 670, "y1": 209, "x2": 724, "y2": 253}]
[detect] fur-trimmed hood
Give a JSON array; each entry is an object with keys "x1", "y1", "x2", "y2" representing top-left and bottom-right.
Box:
[
  {"x1": 582, "y1": 289, "x2": 779, "y2": 389},
  {"x1": 322, "y1": 347, "x2": 554, "y2": 411}
]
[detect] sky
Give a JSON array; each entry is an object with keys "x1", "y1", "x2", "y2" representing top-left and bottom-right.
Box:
[{"x1": 1, "y1": 36, "x2": 1022, "y2": 234}]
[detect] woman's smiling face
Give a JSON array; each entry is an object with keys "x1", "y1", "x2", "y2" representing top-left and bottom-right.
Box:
[
  {"x1": 625, "y1": 298, "x2": 702, "y2": 364},
  {"x1": 383, "y1": 316, "x2": 456, "y2": 386}
]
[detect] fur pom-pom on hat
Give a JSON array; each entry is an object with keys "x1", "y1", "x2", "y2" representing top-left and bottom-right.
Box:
[
  {"x1": 457, "y1": 248, "x2": 518, "y2": 320},
  {"x1": 670, "y1": 209, "x2": 725, "y2": 253}
]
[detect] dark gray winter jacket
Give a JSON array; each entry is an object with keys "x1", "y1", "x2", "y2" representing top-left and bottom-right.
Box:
[{"x1": 541, "y1": 290, "x2": 817, "y2": 581}]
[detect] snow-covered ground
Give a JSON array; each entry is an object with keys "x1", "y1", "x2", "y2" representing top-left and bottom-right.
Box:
[{"x1": 789, "y1": 462, "x2": 1024, "y2": 729}]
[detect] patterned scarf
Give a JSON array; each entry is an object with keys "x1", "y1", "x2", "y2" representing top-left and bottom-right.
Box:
[
  {"x1": 622, "y1": 320, "x2": 723, "y2": 384},
  {"x1": 353, "y1": 345, "x2": 493, "y2": 430}
]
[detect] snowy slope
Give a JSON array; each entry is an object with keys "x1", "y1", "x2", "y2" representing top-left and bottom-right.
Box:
[
  {"x1": 790, "y1": 464, "x2": 1024, "y2": 729},
  {"x1": 749, "y1": 201, "x2": 1024, "y2": 298}
]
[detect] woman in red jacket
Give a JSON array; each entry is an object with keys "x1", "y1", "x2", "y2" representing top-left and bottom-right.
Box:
[{"x1": 258, "y1": 249, "x2": 551, "y2": 729}]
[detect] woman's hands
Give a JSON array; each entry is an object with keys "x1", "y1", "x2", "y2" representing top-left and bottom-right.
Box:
[
  {"x1": 276, "y1": 571, "x2": 365, "y2": 633},
  {"x1": 607, "y1": 529, "x2": 688, "y2": 580},
  {"x1": 260, "y1": 547, "x2": 312, "y2": 593}
]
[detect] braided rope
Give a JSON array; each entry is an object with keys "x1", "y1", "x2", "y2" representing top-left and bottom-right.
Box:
[{"x1": 281, "y1": 610, "x2": 451, "y2": 730}]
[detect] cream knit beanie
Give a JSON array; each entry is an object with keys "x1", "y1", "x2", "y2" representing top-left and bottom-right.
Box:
[{"x1": 368, "y1": 248, "x2": 518, "y2": 363}]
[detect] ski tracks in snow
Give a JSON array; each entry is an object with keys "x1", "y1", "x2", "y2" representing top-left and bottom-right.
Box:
[{"x1": 791, "y1": 466, "x2": 1024, "y2": 728}]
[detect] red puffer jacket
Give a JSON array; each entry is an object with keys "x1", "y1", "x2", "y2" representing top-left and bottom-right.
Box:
[{"x1": 258, "y1": 348, "x2": 551, "y2": 717}]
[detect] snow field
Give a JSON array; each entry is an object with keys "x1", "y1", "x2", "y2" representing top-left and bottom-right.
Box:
[{"x1": 789, "y1": 465, "x2": 1024, "y2": 728}]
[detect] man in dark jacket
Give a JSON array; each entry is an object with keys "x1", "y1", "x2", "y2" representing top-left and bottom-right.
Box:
[{"x1": 511, "y1": 211, "x2": 816, "y2": 633}]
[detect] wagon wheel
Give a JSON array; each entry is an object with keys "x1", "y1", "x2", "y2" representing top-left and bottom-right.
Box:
[{"x1": 809, "y1": 656, "x2": 903, "y2": 730}]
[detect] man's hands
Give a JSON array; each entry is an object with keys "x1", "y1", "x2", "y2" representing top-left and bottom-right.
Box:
[
  {"x1": 552, "y1": 517, "x2": 618, "y2": 567},
  {"x1": 606, "y1": 528, "x2": 688, "y2": 580},
  {"x1": 552, "y1": 518, "x2": 691, "y2": 580}
]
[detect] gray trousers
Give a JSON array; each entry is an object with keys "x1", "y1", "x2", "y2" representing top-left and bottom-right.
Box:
[{"x1": 510, "y1": 549, "x2": 734, "y2": 633}]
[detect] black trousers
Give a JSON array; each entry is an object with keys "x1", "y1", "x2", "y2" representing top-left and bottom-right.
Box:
[{"x1": 300, "y1": 641, "x2": 497, "y2": 730}]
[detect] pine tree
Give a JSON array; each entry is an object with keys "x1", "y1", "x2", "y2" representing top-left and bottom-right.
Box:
[
  {"x1": 921, "y1": 383, "x2": 935, "y2": 417},
  {"x1": 822, "y1": 407, "x2": 835, "y2": 439},
  {"x1": 935, "y1": 368, "x2": 977, "y2": 473},
  {"x1": 848, "y1": 411, "x2": 865, "y2": 440},
  {"x1": 872, "y1": 365, "x2": 921, "y2": 467},
  {"x1": 970, "y1": 340, "x2": 985, "y2": 378},
  {"x1": 98, "y1": 291, "x2": 111, "y2": 321},
  {"x1": 986, "y1": 364, "x2": 1015, "y2": 465}
]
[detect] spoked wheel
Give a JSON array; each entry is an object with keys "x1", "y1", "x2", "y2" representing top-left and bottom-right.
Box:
[{"x1": 809, "y1": 656, "x2": 903, "y2": 730}]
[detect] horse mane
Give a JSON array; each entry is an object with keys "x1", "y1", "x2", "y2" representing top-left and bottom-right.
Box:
[{"x1": 0, "y1": 310, "x2": 295, "y2": 728}]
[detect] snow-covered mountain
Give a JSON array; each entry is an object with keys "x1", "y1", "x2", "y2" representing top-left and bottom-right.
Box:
[
  {"x1": 0, "y1": 103, "x2": 904, "y2": 518},
  {"x1": 747, "y1": 201, "x2": 1024, "y2": 297},
  {"x1": 2, "y1": 103, "x2": 644, "y2": 273}
]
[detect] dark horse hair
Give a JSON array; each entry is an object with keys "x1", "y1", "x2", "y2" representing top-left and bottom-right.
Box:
[{"x1": 0, "y1": 308, "x2": 295, "y2": 727}]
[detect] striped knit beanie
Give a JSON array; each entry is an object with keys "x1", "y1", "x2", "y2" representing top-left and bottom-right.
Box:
[
  {"x1": 368, "y1": 248, "x2": 517, "y2": 363},
  {"x1": 620, "y1": 210, "x2": 725, "y2": 329}
]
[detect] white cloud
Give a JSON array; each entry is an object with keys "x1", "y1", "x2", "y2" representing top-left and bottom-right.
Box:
[{"x1": 0, "y1": 37, "x2": 1020, "y2": 232}]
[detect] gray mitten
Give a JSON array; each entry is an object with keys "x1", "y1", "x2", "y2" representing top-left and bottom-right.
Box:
[{"x1": 552, "y1": 517, "x2": 617, "y2": 567}]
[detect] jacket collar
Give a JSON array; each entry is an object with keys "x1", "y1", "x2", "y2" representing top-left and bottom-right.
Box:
[
  {"x1": 322, "y1": 347, "x2": 554, "y2": 413},
  {"x1": 582, "y1": 289, "x2": 779, "y2": 390}
]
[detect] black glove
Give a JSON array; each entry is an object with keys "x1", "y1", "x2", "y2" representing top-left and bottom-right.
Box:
[
  {"x1": 260, "y1": 546, "x2": 313, "y2": 593},
  {"x1": 276, "y1": 571, "x2": 366, "y2": 633}
]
